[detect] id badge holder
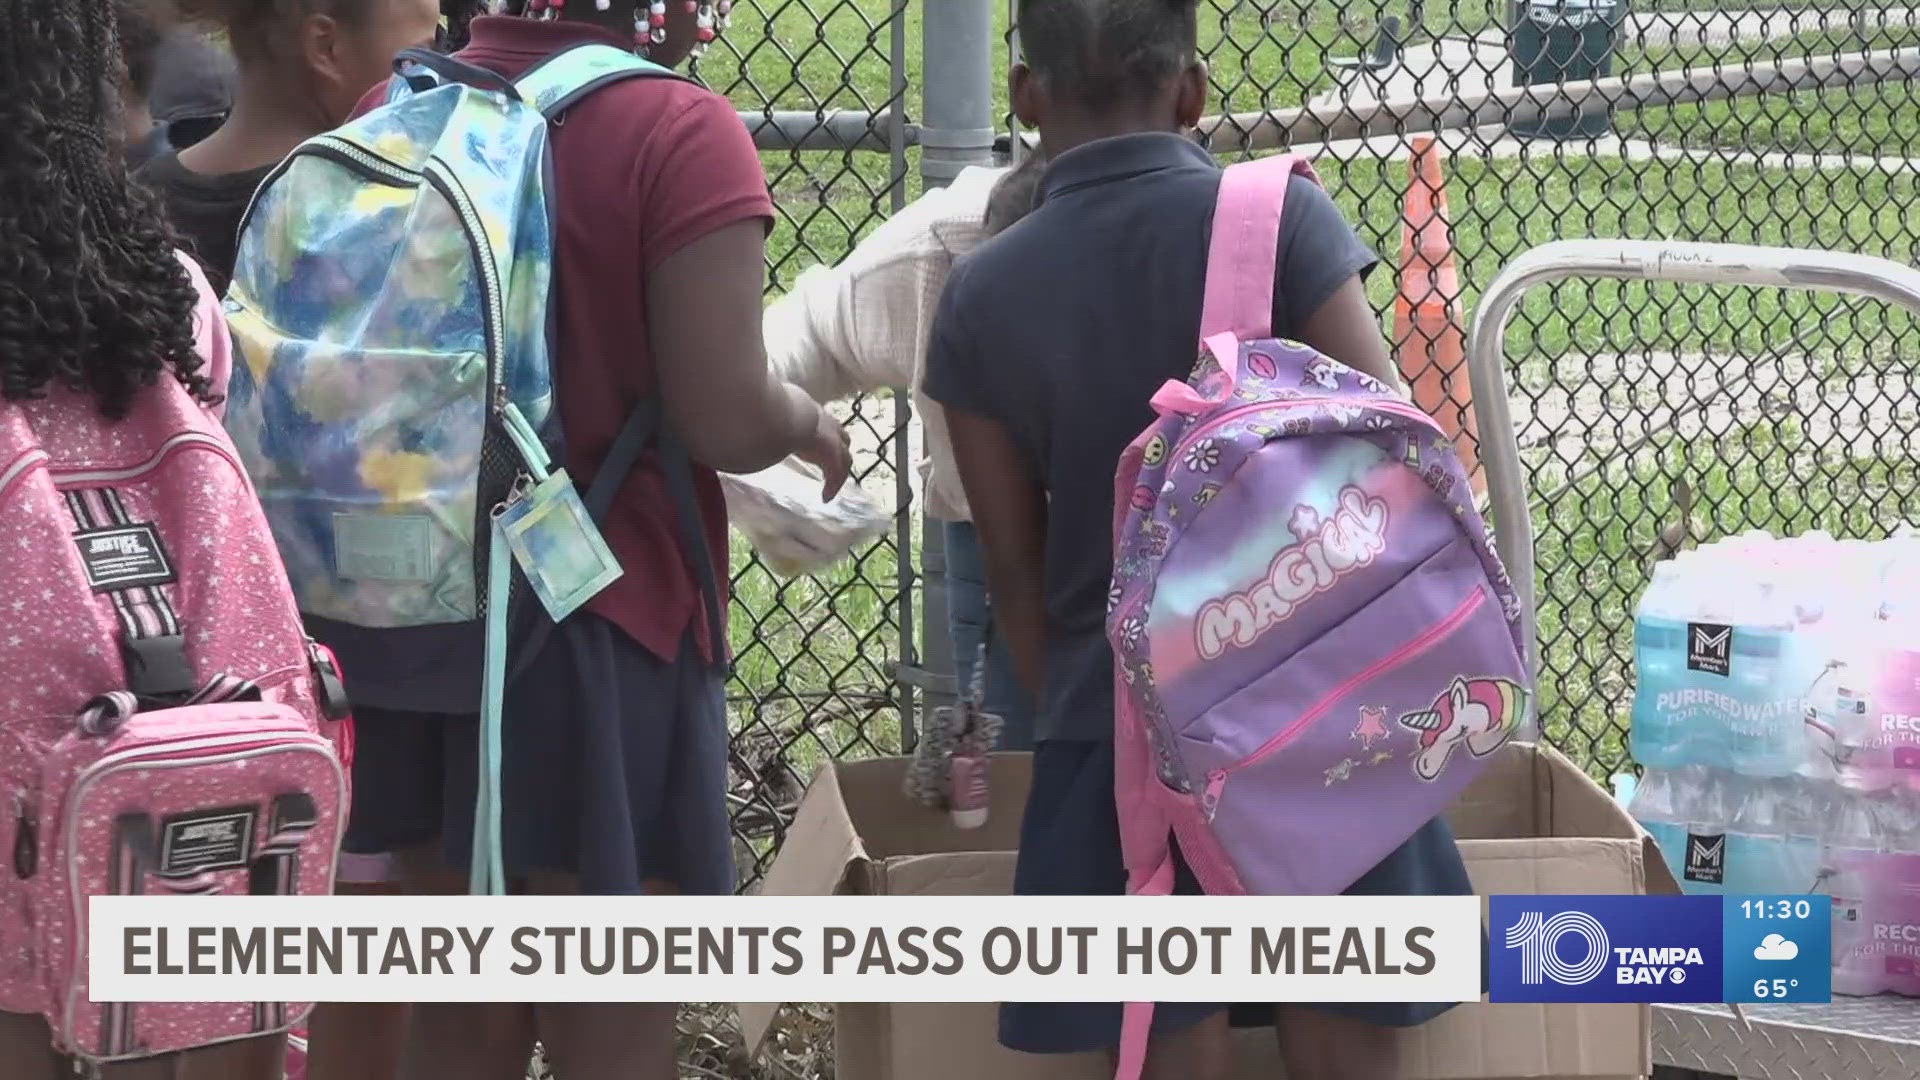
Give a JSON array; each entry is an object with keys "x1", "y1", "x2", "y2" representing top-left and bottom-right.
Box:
[
  {"x1": 493, "y1": 405, "x2": 623, "y2": 623},
  {"x1": 496, "y1": 470, "x2": 623, "y2": 621}
]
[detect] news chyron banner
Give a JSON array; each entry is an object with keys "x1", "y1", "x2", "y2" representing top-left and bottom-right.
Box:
[
  {"x1": 1489, "y1": 894, "x2": 1832, "y2": 1004},
  {"x1": 93, "y1": 896, "x2": 1481, "y2": 1004},
  {"x1": 87, "y1": 894, "x2": 1832, "y2": 1004}
]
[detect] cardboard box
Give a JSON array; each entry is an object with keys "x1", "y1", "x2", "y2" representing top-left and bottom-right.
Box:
[{"x1": 741, "y1": 744, "x2": 1674, "y2": 1080}]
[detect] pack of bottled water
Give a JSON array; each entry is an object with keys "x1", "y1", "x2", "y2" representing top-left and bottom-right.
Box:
[{"x1": 1628, "y1": 528, "x2": 1920, "y2": 996}]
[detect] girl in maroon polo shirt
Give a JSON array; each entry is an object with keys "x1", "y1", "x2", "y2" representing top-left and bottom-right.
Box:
[{"x1": 326, "y1": 5, "x2": 851, "y2": 1079}]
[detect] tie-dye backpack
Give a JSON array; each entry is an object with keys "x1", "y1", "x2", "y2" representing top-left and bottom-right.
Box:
[
  {"x1": 224, "y1": 44, "x2": 724, "y2": 894},
  {"x1": 1105, "y1": 155, "x2": 1534, "y2": 1077}
]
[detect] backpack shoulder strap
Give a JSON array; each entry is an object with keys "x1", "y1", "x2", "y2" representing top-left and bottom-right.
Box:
[
  {"x1": 514, "y1": 43, "x2": 691, "y2": 119},
  {"x1": 495, "y1": 42, "x2": 726, "y2": 674},
  {"x1": 1197, "y1": 154, "x2": 1320, "y2": 347}
]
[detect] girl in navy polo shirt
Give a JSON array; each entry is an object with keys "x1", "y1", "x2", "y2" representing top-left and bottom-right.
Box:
[{"x1": 926, "y1": 2, "x2": 1475, "y2": 1077}]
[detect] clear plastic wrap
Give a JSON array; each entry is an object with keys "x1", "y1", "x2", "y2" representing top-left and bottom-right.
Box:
[{"x1": 718, "y1": 457, "x2": 892, "y2": 578}]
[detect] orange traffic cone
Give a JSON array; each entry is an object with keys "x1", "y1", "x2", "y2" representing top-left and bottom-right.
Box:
[{"x1": 1392, "y1": 136, "x2": 1484, "y2": 503}]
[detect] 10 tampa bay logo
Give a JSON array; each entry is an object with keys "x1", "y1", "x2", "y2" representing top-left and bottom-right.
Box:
[{"x1": 1503, "y1": 909, "x2": 1706, "y2": 988}]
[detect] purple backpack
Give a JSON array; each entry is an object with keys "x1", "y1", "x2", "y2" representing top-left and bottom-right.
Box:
[{"x1": 1106, "y1": 155, "x2": 1533, "y2": 1075}]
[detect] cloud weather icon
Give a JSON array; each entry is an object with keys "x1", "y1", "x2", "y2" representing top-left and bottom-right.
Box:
[{"x1": 1754, "y1": 934, "x2": 1799, "y2": 961}]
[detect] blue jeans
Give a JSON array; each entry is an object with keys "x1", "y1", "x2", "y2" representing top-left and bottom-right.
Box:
[{"x1": 943, "y1": 519, "x2": 1036, "y2": 752}]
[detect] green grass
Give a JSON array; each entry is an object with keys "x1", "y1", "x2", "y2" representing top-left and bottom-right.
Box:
[
  {"x1": 1619, "y1": 78, "x2": 1920, "y2": 155},
  {"x1": 691, "y1": 2, "x2": 1920, "y2": 290},
  {"x1": 696, "y1": 2, "x2": 1920, "y2": 790},
  {"x1": 1320, "y1": 153, "x2": 1920, "y2": 362}
]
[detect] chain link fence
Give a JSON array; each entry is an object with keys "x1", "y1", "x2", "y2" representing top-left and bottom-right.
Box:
[
  {"x1": 695, "y1": 1, "x2": 1920, "y2": 905},
  {"x1": 598, "y1": 1, "x2": 1920, "y2": 1074},
  {"x1": 685, "y1": 2, "x2": 919, "y2": 892}
]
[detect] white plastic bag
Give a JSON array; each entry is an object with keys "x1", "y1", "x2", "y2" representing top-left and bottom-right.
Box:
[{"x1": 719, "y1": 457, "x2": 891, "y2": 577}]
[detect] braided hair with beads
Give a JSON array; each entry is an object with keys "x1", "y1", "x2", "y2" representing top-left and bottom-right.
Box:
[{"x1": 0, "y1": 0, "x2": 212, "y2": 419}]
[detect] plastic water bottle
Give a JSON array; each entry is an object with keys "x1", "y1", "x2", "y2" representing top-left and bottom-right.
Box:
[
  {"x1": 1827, "y1": 608, "x2": 1920, "y2": 794},
  {"x1": 1630, "y1": 767, "x2": 1691, "y2": 889},
  {"x1": 1826, "y1": 795, "x2": 1887, "y2": 996},
  {"x1": 1633, "y1": 562, "x2": 1710, "y2": 769},
  {"x1": 1871, "y1": 794, "x2": 1920, "y2": 997},
  {"x1": 1727, "y1": 776, "x2": 1824, "y2": 895},
  {"x1": 1671, "y1": 767, "x2": 1733, "y2": 895},
  {"x1": 1724, "y1": 570, "x2": 1818, "y2": 778}
]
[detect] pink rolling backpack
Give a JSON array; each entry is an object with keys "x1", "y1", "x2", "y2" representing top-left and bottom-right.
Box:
[
  {"x1": 0, "y1": 256, "x2": 350, "y2": 1070},
  {"x1": 1106, "y1": 157, "x2": 1533, "y2": 1074}
]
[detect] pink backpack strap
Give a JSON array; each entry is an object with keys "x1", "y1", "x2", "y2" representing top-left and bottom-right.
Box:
[
  {"x1": 1150, "y1": 154, "x2": 1319, "y2": 421},
  {"x1": 1197, "y1": 154, "x2": 1319, "y2": 354}
]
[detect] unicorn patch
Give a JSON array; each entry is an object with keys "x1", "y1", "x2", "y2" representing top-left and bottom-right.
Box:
[{"x1": 1399, "y1": 676, "x2": 1530, "y2": 781}]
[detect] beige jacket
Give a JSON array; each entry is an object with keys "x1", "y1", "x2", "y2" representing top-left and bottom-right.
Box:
[{"x1": 762, "y1": 166, "x2": 1006, "y2": 522}]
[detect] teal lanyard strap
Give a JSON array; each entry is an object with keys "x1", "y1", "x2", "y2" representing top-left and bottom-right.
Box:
[{"x1": 471, "y1": 513, "x2": 511, "y2": 896}]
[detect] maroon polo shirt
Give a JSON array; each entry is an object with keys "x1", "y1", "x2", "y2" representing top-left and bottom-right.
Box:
[{"x1": 361, "y1": 17, "x2": 771, "y2": 665}]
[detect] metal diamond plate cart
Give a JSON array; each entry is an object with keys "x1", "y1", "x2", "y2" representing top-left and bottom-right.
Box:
[{"x1": 1464, "y1": 240, "x2": 1920, "y2": 1079}]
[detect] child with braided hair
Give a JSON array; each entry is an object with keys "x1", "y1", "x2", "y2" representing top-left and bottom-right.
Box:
[{"x1": 0, "y1": 3, "x2": 280, "y2": 1077}]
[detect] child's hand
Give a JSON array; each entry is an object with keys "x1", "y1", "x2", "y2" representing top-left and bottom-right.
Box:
[{"x1": 795, "y1": 404, "x2": 853, "y2": 502}]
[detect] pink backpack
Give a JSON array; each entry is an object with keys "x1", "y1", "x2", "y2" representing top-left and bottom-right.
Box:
[
  {"x1": 0, "y1": 256, "x2": 349, "y2": 1068},
  {"x1": 1106, "y1": 157, "x2": 1531, "y2": 1074}
]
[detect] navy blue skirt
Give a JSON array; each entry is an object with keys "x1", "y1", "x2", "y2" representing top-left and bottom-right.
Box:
[
  {"x1": 341, "y1": 617, "x2": 734, "y2": 897},
  {"x1": 1000, "y1": 738, "x2": 1475, "y2": 1055}
]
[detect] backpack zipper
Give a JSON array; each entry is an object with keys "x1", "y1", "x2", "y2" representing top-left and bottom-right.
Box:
[
  {"x1": 234, "y1": 136, "x2": 419, "y2": 247},
  {"x1": 422, "y1": 155, "x2": 507, "y2": 415},
  {"x1": 1198, "y1": 585, "x2": 1486, "y2": 821},
  {"x1": 1168, "y1": 395, "x2": 1442, "y2": 469}
]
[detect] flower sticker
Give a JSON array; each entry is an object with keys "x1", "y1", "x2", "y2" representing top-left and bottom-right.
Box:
[
  {"x1": 1108, "y1": 582, "x2": 1123, "y2": 613},
  {"x1": 1184, "y1": 439, "x2": 1221, "y2": 472},
  {"x1": 1354, "y1": 371, "x2": 1389, "y2": 394},
  {"x1": 1364, "y1": 414, "x2": 1396, "y2": 430},
  {"x1": 1120, "y1": 615, "x2": 1145, "y2": 649}
]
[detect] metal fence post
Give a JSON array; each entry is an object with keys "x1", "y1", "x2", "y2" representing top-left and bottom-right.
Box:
[
  {"x1": 921, "y1": 0, "x2": 999, "y2": 186},
  {"x1": 905, "y1": 0, "x2": 998, "y2": 742}
]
